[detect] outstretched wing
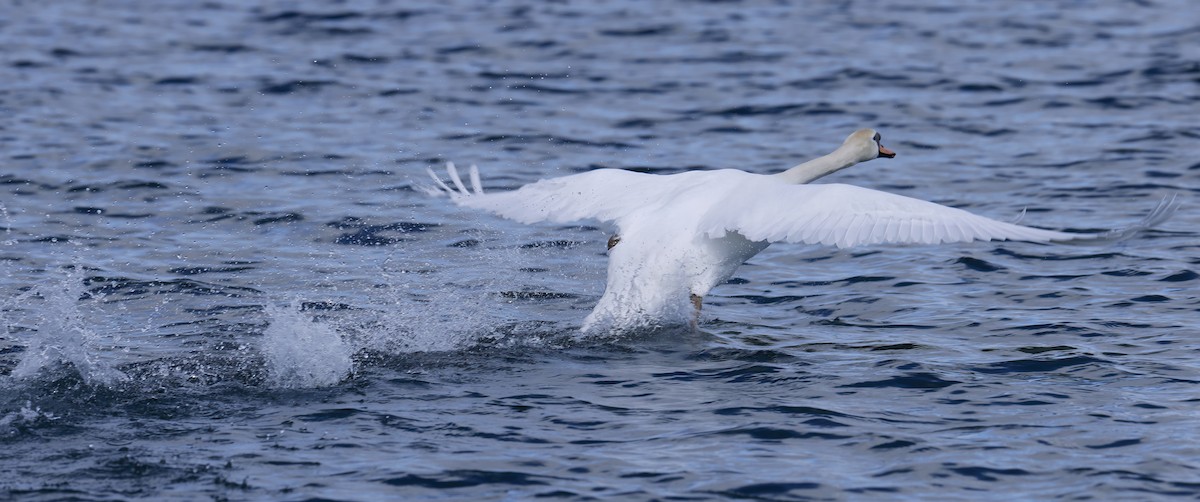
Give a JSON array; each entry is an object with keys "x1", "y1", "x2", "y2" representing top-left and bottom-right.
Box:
[
  {"x1": 427, "y1": 163, "x2": 676, "y2": 226},
  {"x1": 701, "y1": 180, "x2": 1177, "y2": 249}
]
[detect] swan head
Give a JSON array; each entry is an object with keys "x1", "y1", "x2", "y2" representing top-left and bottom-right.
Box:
[{"x1": 843, "y1": 128, "x2": 896, "y2": 162}]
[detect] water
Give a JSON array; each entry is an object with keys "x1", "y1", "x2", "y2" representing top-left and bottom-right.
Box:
[{"x1": 2, "y1": 0, "x2": 1198, "y2": 499}]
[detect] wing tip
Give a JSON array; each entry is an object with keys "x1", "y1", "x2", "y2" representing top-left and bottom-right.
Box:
[{"x1": 1053, "y1": 192, "x2": 1181, "y2": 244}]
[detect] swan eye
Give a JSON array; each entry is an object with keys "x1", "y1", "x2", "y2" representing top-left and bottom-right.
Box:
[{"x1": 872, "y1": 132, "x2": 881, "y2": 142}]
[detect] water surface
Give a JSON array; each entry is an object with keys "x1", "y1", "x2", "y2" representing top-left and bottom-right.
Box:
[{"x1": 2, "y1": 0, "x2": 1198, "y2": 500}]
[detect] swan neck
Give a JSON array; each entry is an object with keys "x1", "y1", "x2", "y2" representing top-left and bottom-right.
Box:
[{"x1": 775, "y1": 148, "x2": 858, "y2": 184}]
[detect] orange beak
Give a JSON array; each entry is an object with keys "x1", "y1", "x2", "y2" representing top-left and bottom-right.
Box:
[{"x1": 878, "y1": 144, "x2": 896, "y2": 158}]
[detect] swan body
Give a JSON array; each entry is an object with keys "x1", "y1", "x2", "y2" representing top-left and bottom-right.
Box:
[{"x1": 428, "y1": 129, "x2": 1177, "y2": 333}]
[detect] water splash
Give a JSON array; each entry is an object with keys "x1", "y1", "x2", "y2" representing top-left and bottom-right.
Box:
[
  {"x1": 8, "y1": 267, "x2": 129, "y2": 386},
  {"x1": 0, "y1": 203, "x2": 14, "y2": 246},
  {"x1": 261, "y1": 300, "x2": 352, "y2": 388},
  {"x1": 355, "y1": 236, "x2": 560, "y2": 353},
  {"x1": 0, "y1": 401, "x2": 60, "y2": 430},
  {"x1": 372, "y1": 279, "x2": 497, "y2": 352}
]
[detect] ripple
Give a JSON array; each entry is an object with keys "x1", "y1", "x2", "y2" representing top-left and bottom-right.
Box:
[
  {"x1": 259, "y1": 80, "x2": 339, "y2": 95},
  {"x1": 716, "y1": 482, "x2": 823, "y2": 498},
  {"x1": 1160, "y1": 270, "x2": 1198, "y2": 282},
  {"x1": 956, "y1": 256, "x2": 1005, "y2": 272},
  {"x1": 841, "y1": 372, "x2": 960, "y2": 389},
  {"x1": 948, "y1": 466, "x2": 1034, "y2": 482},
  {"x1": 970, "y1": 356, "x2": 1106, "y2": 374},
  {"x1": 168, "y1": 266, "x2": 256, "y2": 276},
  {"x1": 1086, "y1": 438, "x2": 1142, "y2": 449},
  {"x1": 683, "y1": 103, "x2": 836, "y2": 118},
  {"x1": 716, "y1": 426, "x2": 851, "y2": 441},
  {"x1": 84, "y1": 275, "x2": 262, "y2": 298},
  {"x1": 712, "y1": 405, "x2": 853, "y2": 418},
  {"x1": 294, "y1": 408, "x2": 363, "y2": 421},
  {"x1": 443, "y1": 133, "x2": 636, "y2": 149},
  {"x1": 252, "y1": 213, "x2": 303, "y2": 226},
  {"x1": 497, "y1": 291, "x2": 579, "y2": 300},
  {"x1": 329, "y1": 219, "x2": 438, "y2": 246},
  {"x1": 871, "y1": 439, "x2": 918, "y2": 450},
  {"x1": 381, "y1": 470, "x2": 552, "y2": 489}
]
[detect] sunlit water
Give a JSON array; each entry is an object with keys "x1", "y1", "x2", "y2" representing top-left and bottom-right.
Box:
[{"x1": 2, "y1": 1, "x2": 1198, "y2": 500}]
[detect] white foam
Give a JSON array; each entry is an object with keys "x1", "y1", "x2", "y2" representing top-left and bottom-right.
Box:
[
  {"x1": 8, "y1": 268, "x2": 129, "y2": 386},
  {"x1": 0, "y1": 401, "x2": 59, "y2": 429},
  {"x1": 373, "y1": 278, "x2": 498, "y2": 353},
  {"x1": 261, "y1": 300, "x2": 353, "y2": 388},
  {"x1": 338, "y1": 237, "x2": 518, "y2": 355},
  {"x1": 0, "y1": 203, "x2": 14, "y2": 246}
]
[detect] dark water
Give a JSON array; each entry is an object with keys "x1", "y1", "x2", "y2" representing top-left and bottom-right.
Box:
[{"x1": 2, "y1": 0, "x2": 1198, "y2": 499}]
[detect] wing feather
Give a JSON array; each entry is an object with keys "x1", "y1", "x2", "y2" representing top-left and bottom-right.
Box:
[
  {"x1": 432, "y1": 164, "x2": 1176, "y2": 249},
  {"x1": 841, "y1": 213, "x2": 866, "y2": 249},
  {"x1": 897, "y1": 218, "x2": 914, "y2": 243},
  {"x1": 700, "y1": 180, "x2": 1163, "y2": 248},
  {"x1": 883, "y1": 218, "x2": 900, "y2": 242}
]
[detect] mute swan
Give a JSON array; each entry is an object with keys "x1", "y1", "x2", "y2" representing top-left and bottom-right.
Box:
[{"x1": 427, "y1": 129, "x2": 1177, "y2": 333}]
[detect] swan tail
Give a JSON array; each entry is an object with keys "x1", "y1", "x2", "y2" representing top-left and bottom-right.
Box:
[
  {"x1": 446, "y1": 162, "x2": 471, "y2": 194},
  {"x1": 426, "y1": 162, "x2": 485, "y2": 199},
  {"x1": 469, "y1": 164, "x2": 484, "y2": 194}
]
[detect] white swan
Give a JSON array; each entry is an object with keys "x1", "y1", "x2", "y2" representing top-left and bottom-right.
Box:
[{"x1": 428, "y1": 129, "x2": 1177, "y2": 333}]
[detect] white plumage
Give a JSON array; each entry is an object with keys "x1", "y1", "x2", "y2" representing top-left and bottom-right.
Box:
[{"x1": 428, "y1": 129, "x2": 1176, "y2": 333}]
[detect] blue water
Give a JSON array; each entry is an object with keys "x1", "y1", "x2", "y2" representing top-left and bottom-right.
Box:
[{"x1": 2, "y1": 0, "x2": 1198, "y2": 500}]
